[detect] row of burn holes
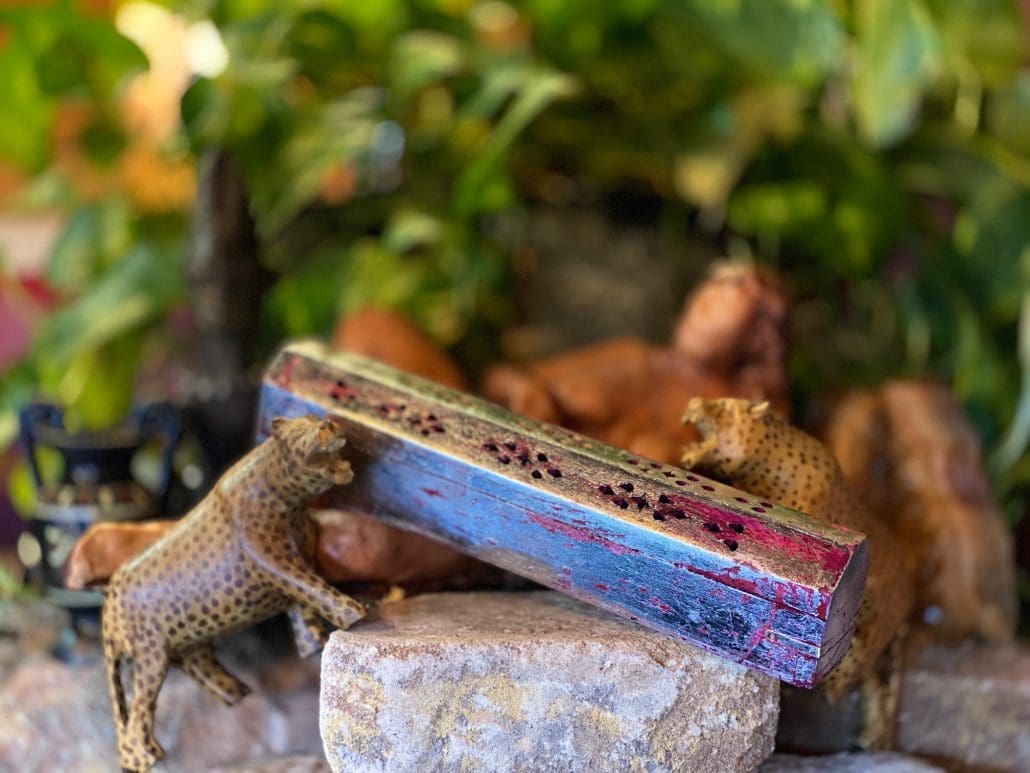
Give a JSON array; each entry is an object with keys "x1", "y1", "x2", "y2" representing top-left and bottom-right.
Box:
[
  {"x1": 482, "y1": 441, "x2": 562, "y2": 480},
  {"x1": 597, "y1": 481, "x2": 747, "y2": 552},
  {"x1": 329, "y1": 381, "x2": 445, "y2": 437}
]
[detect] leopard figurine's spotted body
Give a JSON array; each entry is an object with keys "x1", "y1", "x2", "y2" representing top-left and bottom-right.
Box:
[
  {"x1": 680, "y1": 398, "x2": 914, "y2": 711},
  {"x1": 102, "y1": 415, "x2": 366, "y2": 772}
]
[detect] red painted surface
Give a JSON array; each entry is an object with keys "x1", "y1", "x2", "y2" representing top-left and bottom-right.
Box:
[{"x1": 527, "y1": 512, "x2": 641, "y2": 557}]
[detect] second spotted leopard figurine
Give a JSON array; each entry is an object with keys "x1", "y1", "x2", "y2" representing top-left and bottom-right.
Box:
[{"x1": 102, "y1": 415, "x2": 366, "y2": 772}]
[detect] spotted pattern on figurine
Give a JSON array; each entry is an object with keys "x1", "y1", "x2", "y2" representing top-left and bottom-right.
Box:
[
  {"x1": 101, "y1": 415, "x2": 366, "y2": 772},
  {"x1": 680, "y1": 397, "x2": 913, "y2": 702}
]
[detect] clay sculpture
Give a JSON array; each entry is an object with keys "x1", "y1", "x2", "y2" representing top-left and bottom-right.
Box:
[
  {"x1": 483, "y1": 262, "x2": 790, "y2": 464},
  {"x1": 101, "y1": 415, "x2": 365, "y2": 771},
  {"x1": 823, "y1": 380, "x2": 1016, "y2": 641}
]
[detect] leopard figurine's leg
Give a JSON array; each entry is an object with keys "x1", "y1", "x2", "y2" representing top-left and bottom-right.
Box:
[
  {"x1": 259, "y1": 555, "x2": 365, "y2": 632},
  {"x1": 680, "y1": 436, "x2": 719, "y2": 469},
  {"x1": 178, "y1": 645, "x2": 251, "y2": 705},
  {"x1": 288, "y1": 605, "x2": 329, "y2": 657},
  {"x1": 120, "y1": 650, "x2": 170, "y2": 772}
]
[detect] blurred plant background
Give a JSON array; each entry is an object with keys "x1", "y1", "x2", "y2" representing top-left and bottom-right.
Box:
[{"x1": 0, "y1": 0, "x2": 1027, "y2": 614}]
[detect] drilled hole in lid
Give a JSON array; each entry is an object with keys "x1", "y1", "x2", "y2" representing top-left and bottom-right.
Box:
[
  {"x1": 652, "y1": 511, "x2": 666, "y2": 521},
  {"x1": 734, "y1": 496, "x2": 748, "y2": 503},
  {"x1": 537, "y1": 453, "x2": 548, "y2": 462},
  {"x1": 685, "y1": 475, "x2": 700, "y2": 482},
  {"x1": 729, "y1": 523, "x2": 745, "y2": 533},
  {"x1": 619, "y1": 482, "x2": 634, "y2": 492},
  {"x1": 531, "y1": 470, "x2": 542, "y2": 479},
  {"x1": 658, "y1": 494, "x2": 671, "y2": 504},
  {"x1": 427, "y1": 414, "x2": 438, "y2": 421},
  {"x1": 421, "y1": 428, "x2": 431, "y2": 436},
  {"x1": 599, "y1": 484, "x2": 614, "y2": 495},
  {"x1": 517, "y1": 453, "x2": 530, "y2": 465},
  {"x1": 336, "y1": 380, "x2": 347, "y2": 388},
  {"x1": 504, "y1": 442, "x2": 517, "y2": 451},
  {"x1": 613, "y1": 497, "x2": 629, "y2": 509},
  {"x1": 432, "y1": 425, "x2": 445, "y2": 433},
  {"x1": 484, "y1": 443, "x2": 498, "y2": 452},
  {"x1": 701, "y1": 485, "x2": 715, "y2": 491},
  {"x1": 760, "y1": 501, "x2": 774, "y2": 508},
  {"x1": 675, "y1": 480, "x2": 687, "y2": 486},
  {"x1": 751, "y1": 506, "x2": 765, "y2": 513},
  {"x1": 670, "y1": 509, "x2": 686, "y2": 519},
  {"x1": 703, "y1": 522, "x2": 720, "y2": 533},
  {"x1": 723, "y1": 539, "x2": 739, "y2": 551},
  {"x1": 631, "y1": 496, "x2": 648, "y2": 510},
  {"x1": 626, "y1": 459, "x2": 638, "y2": 465},
  {"x1": 498, "y1": 455, "x2": 511, "y2": 464},
  {"x1": 547, "y1": 468, "x2": 562, "y2": 478}
]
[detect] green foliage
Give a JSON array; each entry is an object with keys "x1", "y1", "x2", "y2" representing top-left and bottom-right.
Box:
[
  {"x1": 0, "y1": 1, "x2": 146, "y2": 171},
  {"x1": 1, "y1": 0, "x2": 1027, "y2": 525}
]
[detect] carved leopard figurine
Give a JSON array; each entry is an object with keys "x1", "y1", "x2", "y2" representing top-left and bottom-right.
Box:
[
  {"x1": 680, "y1": 398, "x2": 915, "y2": 745},
  {"x1": 102, "y1": 415, "x2": 366, "y2": 771}
]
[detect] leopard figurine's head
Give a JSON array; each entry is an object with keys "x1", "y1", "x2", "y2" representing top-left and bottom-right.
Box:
[{"x1": 270, "y1": 414, "x2": 354, "y2": 488}]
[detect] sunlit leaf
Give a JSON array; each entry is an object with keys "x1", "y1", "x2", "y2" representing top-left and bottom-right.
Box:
[
  {"x1": 674, "y1": 143, "x2": 745, "y2": 208},
  {"x1": 852, "y1": 0, "x2": 942, "y2": 148},
  {"x1": 390, "y1": 31, "x2": 464, "y2": 100}
]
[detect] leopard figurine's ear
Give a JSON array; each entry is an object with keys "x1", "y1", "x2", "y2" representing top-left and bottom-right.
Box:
[
  {"x1": 270, "y1": 416, "x2": 290, "y2": 438},
  {"x1": 749, "y1": 401, "x2": 771, "y2": 418}
]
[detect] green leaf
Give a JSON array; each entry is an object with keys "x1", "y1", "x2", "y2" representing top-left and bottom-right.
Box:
[
  {"x1": 453, "y1": 68, "x2": 576, "y2": 216},
  {"x1": 0, "y1": 34, "x2": 55, "y2": 170},
  {"x1": 952, "y1": 171, "x2": 1030, "y2": 321},
  {"x1": 383, "y1": 210, "x2": 443, "y2": 254},
  {"x1": 925, "y1": 0, "x2": 1024, "y2": 87},
  {"x1": 64, "y1": 334, "x2": 145, "y2": 429},
  {"x1": 263, "y1": 246, "x2": 348, "y2": 338},
  {"x1": 47, "y1": 200, "x2": 132, "y2": 291},
  {"x1": 987, "y1": 71, "x2": 1030, "y2": 156},
  {"x1": 852, "y1": 0, "x2": 943, "y2": 148},
  {"x1": 680, "y1": 0, "x2": 846, "y2": 85},
  {"x1": 390, "y1": 31, "x2": 464, "y2": 101},
  {"x1": 251, "y1": 93, "x2": 380, "y2": 234},
  {"x1": 33, "y1": 242, "x2": 185, "y2": 368},
  {"x1": 728, "y1": 181, "x2": 827, "y2": 237}
]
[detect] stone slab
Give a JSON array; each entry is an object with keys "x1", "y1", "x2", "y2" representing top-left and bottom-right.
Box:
[
  {"x1": 0, "y1": 645, "x2": 324, "y2": 772},
  {"x1": 320, "y1": 591, "x2": 779, "y2": 772},
  {"x1": 761, "y1": 752, "x2": 943, "y2": 772},
  {"x1": 896, "y1": 641, "x2": 1030, "y2": 771}
]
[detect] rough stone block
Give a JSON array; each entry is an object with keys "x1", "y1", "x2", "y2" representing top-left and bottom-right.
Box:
[
  {"x1": 897, "y1": 641, "x2": 1030, "y2": 771},
  {"x1": 0, "y1": 648, "x2": 323, "y2": 772},
  {"x1": 761, "y1": 752, "x2": 943, "y2": 772},
  {"x1": 320, "y1": 591, "x2": 779, "y2": 772}
]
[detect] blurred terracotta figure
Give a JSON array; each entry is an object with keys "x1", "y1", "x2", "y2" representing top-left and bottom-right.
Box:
[
  {"x1": 331, "y1": 307, "x2": 468, "y2": 392},
  {"x1": 65, "y1": 520, "x2": 174, "y2": 590},
  {"x1": 482, "y1": 262, "x2": 790, "y2": 463},
  {"x1": 823, "y1": 380, "x2": 1017, "y2": 642}
]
